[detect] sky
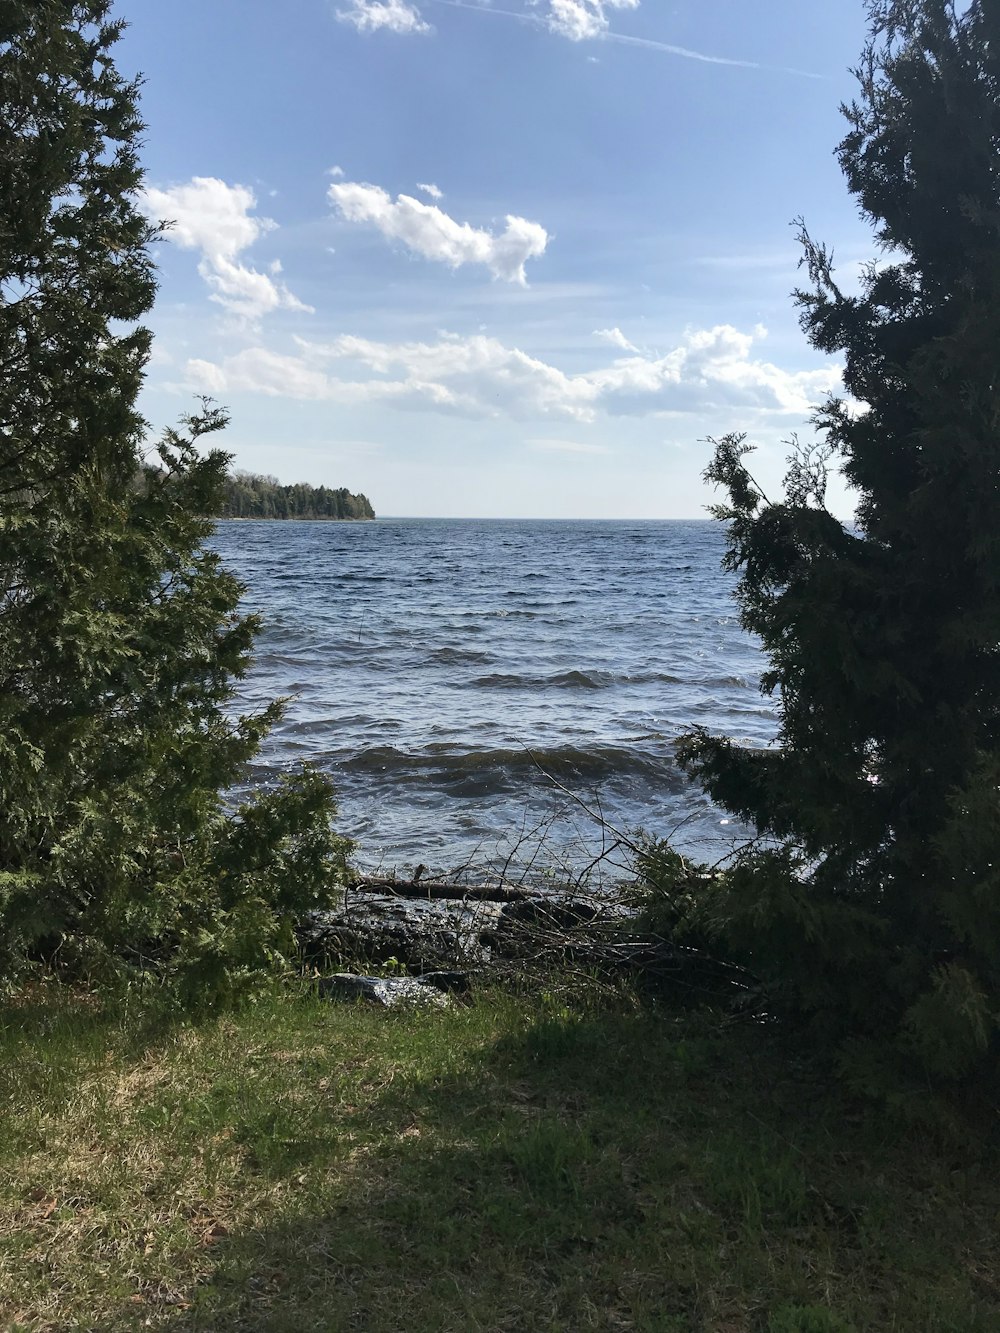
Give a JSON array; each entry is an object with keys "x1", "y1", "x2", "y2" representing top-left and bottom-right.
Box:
[{"x1": 119, "y1": 0, "x2": 878, "y2": 518}]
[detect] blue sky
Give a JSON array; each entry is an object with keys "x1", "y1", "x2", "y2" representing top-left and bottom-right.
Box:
[{"x1": 121, "y1": 0, "x2": 875, "y2": 518}]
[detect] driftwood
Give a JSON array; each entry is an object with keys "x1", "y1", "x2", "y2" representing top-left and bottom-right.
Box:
[{"x1": 347, "y1": 875, "x2": 531, "y2": 903}]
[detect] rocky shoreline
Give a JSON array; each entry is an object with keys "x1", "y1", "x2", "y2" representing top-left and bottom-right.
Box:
[
  {"x1": 298, "y1": 874, "x2": 614, "y2": 974},
  {"x1": 297, "y1": 871, "x2": 752, "y2": 1008}
]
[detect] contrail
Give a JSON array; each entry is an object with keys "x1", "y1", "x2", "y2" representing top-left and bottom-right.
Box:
[
  {"x1": 598, "y1": 29, "x2": 823, "y2": 78},
  {"x1": 426, "y1": 0, "x2": 824, "y2": 79}
]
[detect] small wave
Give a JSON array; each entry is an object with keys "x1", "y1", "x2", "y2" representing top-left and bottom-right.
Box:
[
  {"x1": 619, "y1": 671, "x2": 684, "y2": 686},
  {"x1": 284, "y1": 713, "x2": 376, "y2": 735},
  {"x1": 549, "y1": 669, "x2": 604, "y2": 689},
  {"x1": 470, "y1": 673, "x2": 528, "y2": 690},
  {"x1": 429, "y1": 646, "x2": 493, "y2": 665},
  {"x1": 339, "y1": 740, "x2": 681, "y2": 789},
  {"x1": 325, "y1": 572, "x2": 395, "y2": 583},
  {"x1": 253, "y1": 653, "x2": 319, "y2": 671},
  {"x1": 470, "y1": 669, "x2": 607, "y2": 691}
]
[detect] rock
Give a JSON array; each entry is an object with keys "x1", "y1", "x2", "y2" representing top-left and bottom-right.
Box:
[
  {"x1": 297, "y1": 901, "x2": 464, "y2": 971},
  {"x1": 317, "y1": 973, "x2": 452, "y2": 1008},
  {"x1": 414, "y1": 970, "x2": 470, "y2": 994},
  {"x1": 299, "y1": 889, "x2": 619, "y2": 971},
  {"x1": 498, "y1": 896, "x2": 603, "y2": 930},
  {"x1": 479, "y1": 895, "x2": 607, "y2": 957}
]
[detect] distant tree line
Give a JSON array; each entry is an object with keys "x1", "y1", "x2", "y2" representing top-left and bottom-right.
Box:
[{"x1": 217, "y1": 471, "x2": 375, "y2": 520}]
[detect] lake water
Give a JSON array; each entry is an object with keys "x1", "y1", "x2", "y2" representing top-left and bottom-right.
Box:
[{"x1": 210, "y1": 519, "x2": 778, "y2": 877}]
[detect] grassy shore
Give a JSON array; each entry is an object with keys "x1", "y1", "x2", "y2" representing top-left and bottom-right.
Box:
[{"x1": 0, "y1": 980, "x2": 997, "y2": 1332}]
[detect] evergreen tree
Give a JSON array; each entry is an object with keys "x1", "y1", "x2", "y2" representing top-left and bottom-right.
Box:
[
  {"x1": 214, "y1": 471, "x2": 374, "y2": 520},
  {"x1": 653, "y1": 0, "x2": 1000, "y2": 1089},
  {"x1": 0, "y1": 1, "x2": 350, "y2": 997}
]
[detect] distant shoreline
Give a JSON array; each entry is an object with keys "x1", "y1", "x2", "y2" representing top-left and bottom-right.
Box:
[{"x1": 214, "y1": 515, "x2": 376, "y2": 522}]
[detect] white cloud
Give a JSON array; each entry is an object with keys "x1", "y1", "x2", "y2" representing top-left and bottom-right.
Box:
[
  {"x1": 438, "y1": 1, "x2": 815, "y2": 74},
  {"x1": 587, "y1": 324, "x2": 840, "y2": 417},
  {"x1": 141, "y1": 177, "x2": 312, "y2": 321},
  {"x1": 144, "y1": 177, "x2": 270, "y2": 259},
  {"x1": 415, "y1": 181, "x2": 443, "y2": 200},
  {"x1": 187, "y1": 348, "x2": 332, "y2": 400},
  {"x1": 328, "y1": 180, "x2": 549, "y2": 285},
  {"x1": 328, "y1": 165, "x2": 346, "y2": 178},
  {"x1": 184, "y1": 324, "x2": 842, "y2": 424},
  {"x1": 594, "y1": 326, "x2": 639, "y2": 353},
  {"x1": 340, "y1": 1, "x2": 816, "y2": 75},
  {"x1": 319, "y1": 331, "x2": 595, "y2": 415},
  {"x1": 337, "y1": 0, "x2": 430, "y2": 34},
  {"x1": 543, "y1": 0, "x2": 639, "y2": 42}
]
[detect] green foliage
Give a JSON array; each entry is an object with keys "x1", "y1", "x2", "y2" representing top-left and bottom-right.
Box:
[
  {"x1": 0, "y1": 3, "x2": 350, "y2": 995},
  {"x1": 647, "y1": 1, "x2": 1000, "y2": 1088},
  {"x1": 216, "y1": 470, "x2": 375, "y2": 520}
]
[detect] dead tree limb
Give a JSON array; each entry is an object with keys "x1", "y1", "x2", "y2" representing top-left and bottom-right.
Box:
[{"x1": 347, "y1": 875, "x2": 531, "y2": 903}]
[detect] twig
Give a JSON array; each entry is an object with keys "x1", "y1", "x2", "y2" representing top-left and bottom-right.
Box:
[{"x1": 522, "y1": 746, "x2": 645, "y2": 857}]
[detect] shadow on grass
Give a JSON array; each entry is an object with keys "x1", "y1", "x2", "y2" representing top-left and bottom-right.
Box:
[
  {"x1": 0, "y1": 981, "x2": 189, "y2": 1096},
  {"x1": 127, "y1": 1002, "x2": 999, "y2": 1333}
]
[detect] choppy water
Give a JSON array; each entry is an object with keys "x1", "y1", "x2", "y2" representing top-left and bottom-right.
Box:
[{"x1": 209, "y1": 519, "x2": 778, "y2": 874}]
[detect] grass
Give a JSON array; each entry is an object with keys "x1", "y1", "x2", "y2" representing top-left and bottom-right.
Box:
[{"x1": 0, "y1": 979, "x2": 997, "y2": 1331}]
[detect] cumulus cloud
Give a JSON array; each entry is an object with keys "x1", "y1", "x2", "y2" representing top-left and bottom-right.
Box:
[
  {"x1": 141, "y1": 177, "x2": 311, "y2": 321},
  {"x1": 185, "y1": 333, "x2": 590, "y2": 417},
  {"x1": 337, "y1": 0, "x2": 430, "y2": 33},
  {"x1": 184, "y1": 324, "x2": 841, "y2": 423},
  {"x1": 187, "y1": 347, "x2": 332, "y2": 400},
  {"x1": 320, "y1": 331, "x2": 594, "y2": 415},
  {"x1": 415, "y1": 181, "x2": 443, "y2": 200},
  {"x1": 587, "y1": 324, "x2": 841, "y2": 417},
  {"x1": 543, "y1": 0, "x2": 639, "y2": 42},
  {"x1": 594, "y1": 326, "x2": 639, "y2": 353},
  {"x1": 328, "y1": 180, "x2": 549, "y2": 285}
]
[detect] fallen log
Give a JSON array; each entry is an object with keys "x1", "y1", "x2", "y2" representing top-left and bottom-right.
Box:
[{"x1": 347, "y1": 875, "x2": 531, "y2": 903}]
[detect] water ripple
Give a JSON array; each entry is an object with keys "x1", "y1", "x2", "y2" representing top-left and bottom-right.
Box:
[{"x1": 210, "y1": 518, "x2": 777, "y2": 869}]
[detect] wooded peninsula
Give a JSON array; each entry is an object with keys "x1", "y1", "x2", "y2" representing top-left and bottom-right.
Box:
[{"x1": 217, "y1": 470, "x2": 375, "y2": 520}]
